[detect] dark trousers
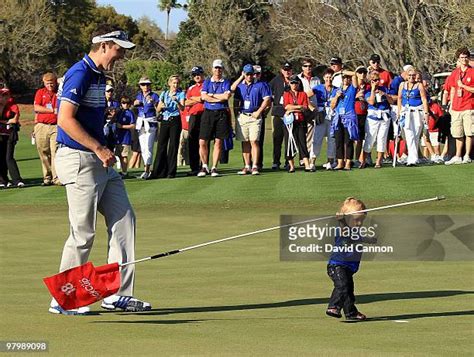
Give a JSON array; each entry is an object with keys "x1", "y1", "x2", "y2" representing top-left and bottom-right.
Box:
[
  {"x1": 272, "y1": 116, "x2": 285, "y2": 166},
  {"x1": 188, "y1": 114, "x2": 202, "y2": 172},
  {"x1": 335, "y1": 121, "x2": 354, "y2": 160},
  {"x1": 327, "y1": 264, "x2": 358, "y2": 317},
  {"x1": 284, "y1": 120, "x2": 309, "y2": 160},
  {"x1": 0, "y1": 133, "x2": 22, "y2": 185},
  {"x1": 152, "y1": 117, "x2": 182, "y2": 178}
]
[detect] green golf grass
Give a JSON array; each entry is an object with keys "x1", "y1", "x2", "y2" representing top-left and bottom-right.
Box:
[{"x1": 0, "y1": 121, "x2": 473, "y2": 356}]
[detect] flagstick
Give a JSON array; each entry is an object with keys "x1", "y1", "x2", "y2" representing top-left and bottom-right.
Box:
[{"x1": 120, "y1": 196, "x2": 445, "y2": 268}]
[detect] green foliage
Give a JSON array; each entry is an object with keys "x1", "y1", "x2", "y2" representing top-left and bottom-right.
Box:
[{"x1": 124, "y1": 59, "x2": 179, "y2": 91}]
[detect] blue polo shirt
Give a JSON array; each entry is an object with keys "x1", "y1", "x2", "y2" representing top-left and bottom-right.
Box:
[
  {"x1": 106, "y1": 100, "x2": 119, "y2": 109},
  {"x1": 312, "y1": 84, "x2": 332, "y2": 109},
  {"x1": 365, "y1": 86, "x2": 390, "y2": 112},
  {"x1": 328, "y1": 234, "x2": 362, "y2": 273},
  {"x1": 57, "y1": 54, "x2": 107, "y2": 151},
  {"x1": 159, "y1": 89, "x2": 185, "y2": 120},
  {"x1": 388, "y1": 75, "x2": 404, "y2": 96},
  {"x1": 135, "y1": 91, "x2": 160, "y2": 118},
  {"x1": 331, "y1": 85, "x2": 357, "y2": 115},
  {"x1": 234, "y1": 80, "x2": 271, "y2": 114},
  {"x1": 201, "y1": 77, "x2": 231, "y2": 110},
  {"x1": 115, "y1": 109, "x2": 136, "y2": 145}
]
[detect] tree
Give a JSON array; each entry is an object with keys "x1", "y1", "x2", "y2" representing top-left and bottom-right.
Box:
[
  {"x1": 158, "y1": 0, "x2": 182, "y2": 41},
  {"x1": 0, "y1": 0, "x2": 58, "y2": 90},
  {"x1": 137, "y1": 16, "x2": 165, "y2": 41},
  {"x1": 270, "y1": 0, "x2": 474, "y2": 73},
  {"x1": 169, "y1": 0, "x2": 274, "y2": 77}
]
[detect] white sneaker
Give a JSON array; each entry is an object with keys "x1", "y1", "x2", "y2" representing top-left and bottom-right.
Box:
[
  {"x1": 197, "y1": 167, "x2": 209, "y2": 177},
  {"x1": 101, "y1": 295, "x2": 151, "y2": 312},
  {"x1": 16, "y1": 182, "x2": 25, "y2": 188},
  {"x1": 445, "y1": 156, "x2": 463, "y2": 165},
  {"x1": 398, "y1": 154, "x2": 408, "y2": 165},
  {"x1": 49, "y1": 298, "x2": 90, "y2": 315},
  {"x1": 139, "y1": 171, "x2": 150, "y2": 179},
  {"x1": 462, "y1": 155, "x2": 472, "y2": 164}
]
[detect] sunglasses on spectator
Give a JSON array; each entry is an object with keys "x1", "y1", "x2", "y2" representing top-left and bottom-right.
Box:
[
  {"x1": 289, "y1": 81, "x2": 299, "y2": 84},
  {"x1": 121, "y1": 101, "x2": 130, "y2": 104},
  {"x1": 302, "y1": 64, "x2": 312, "y2": 68},
  {"x1": 139, "y1": 83, "x2": 151, "y2": 86},
  {"x1": 372, "y1": 79, "x2": 380, "y2": 82}
]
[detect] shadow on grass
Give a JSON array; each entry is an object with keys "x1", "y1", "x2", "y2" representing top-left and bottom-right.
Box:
[
  {"x1": 111, "y1": 290, "x2": 474, "y2": 317},
  {"x1": 94, "y1": 319, "x2": 205, "y2": 325},
  {"x1": 363, "y1": 309, "x2": 474, "y2": 322}
]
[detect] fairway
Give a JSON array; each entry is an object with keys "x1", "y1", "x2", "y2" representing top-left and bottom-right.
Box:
[{"x1": 0, "y1": 123, "x2": 473, "y2": 356}]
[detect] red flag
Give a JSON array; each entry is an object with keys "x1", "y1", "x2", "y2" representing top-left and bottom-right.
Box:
[{"x1": 43, "y1": 262, "x2": 120, "y2": 310}]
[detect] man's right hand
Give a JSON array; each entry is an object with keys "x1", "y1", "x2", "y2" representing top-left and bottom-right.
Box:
[{"x1": 95, "y1": 146, "x2": 116, "y2": 167}]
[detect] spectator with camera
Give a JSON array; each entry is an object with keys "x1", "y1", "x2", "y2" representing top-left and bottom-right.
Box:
[
  {"x1": 330, "y1": 70, "x2": 360, "y2": 170},
  {"x1": 359, "y1": 70, "x2": 392, "y2": 168}
]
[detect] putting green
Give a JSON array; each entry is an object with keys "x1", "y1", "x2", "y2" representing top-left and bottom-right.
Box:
[{"x1": 0, "y1": 125, "x2": 472, "y2": 356}]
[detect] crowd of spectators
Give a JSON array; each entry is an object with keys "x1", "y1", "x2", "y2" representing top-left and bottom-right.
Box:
[{"x1": 0, "y1": 47, "x2": 472, "y2": 187}]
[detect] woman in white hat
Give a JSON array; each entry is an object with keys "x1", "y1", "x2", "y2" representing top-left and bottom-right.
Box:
[{"x1": 134, "y1": 76, "x2": 160, "y2": 179}]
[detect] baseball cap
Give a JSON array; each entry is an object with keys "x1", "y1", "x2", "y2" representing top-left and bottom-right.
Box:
[
  {"x1": 253, "y1": 65, "x2": 262, "y2": 73},
  {"x1": 370, "y1": 54, "x2": 381, "y2": 62},
  {"x1": 212, "y1": 59, "x2": 224, "y2": 68},
  {"x1": 289, "y1": 75, "x2": 300, "y2": 83},
  {"x1": 138, "y1": 76, "x2": 152, "y2": 85},
  {"x1": 191, "y1": 66, "x2": 204, "y2": 75},
  {"x1": 105, "y1": 84, "x2": 114, "y2": 92},
  {"x1": 243, "y1": 64, "x2": 254, "y2": 74},
  {"x1": 330, "y1": 57, "x2": 342, "y2": 65},
  {"x1": 281, "y1": 61, "x2": 292, "y2": 70},
  {"x1": 91, "y1": 30, "x2": 135, "y2": 49},
  {"x1": 403, "y1": 64, "x2": 414, "y2": 72},
  {"x1": 355, "y1": 65, "x2": 368, "y2": 74}
]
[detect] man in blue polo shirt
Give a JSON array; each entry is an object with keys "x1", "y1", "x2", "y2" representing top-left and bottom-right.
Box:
[
  {"x1": 198, "y1": 59, "x2": 232, "y2": 177},
  {"x1": 231, "y1": 64, "x2": 271, "y2": 175},
  {"x1": 50, "y1": 24, "x2": 151, "y2": 315}
]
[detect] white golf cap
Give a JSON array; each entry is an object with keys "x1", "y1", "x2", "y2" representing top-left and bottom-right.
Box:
[
  {"x1": 403, "y1": 64, "x2": 415, "y2": 72},
  {"x1": 92, "y1": 30, "x2": 136, "y2": 49},
  {"x1": 138, "y1": 76, "x2": 152, "y2": 85},
  {"x1": 105, "y1": 84, "x2": 114, "y2": 91},
  {"x1": 253, "y1": 65, "x2": 262, "y2": 73},
  {"x1": 212, "y1": 59, "x2": 224, "y2": 68}
]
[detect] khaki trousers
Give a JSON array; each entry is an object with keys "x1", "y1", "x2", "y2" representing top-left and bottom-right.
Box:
[
  {"x1": 55, "y1": 147, "x2": 136, "y2": 296},
  {"x1": 34, "y1": 123, "x2": 58, "y2": 182}
]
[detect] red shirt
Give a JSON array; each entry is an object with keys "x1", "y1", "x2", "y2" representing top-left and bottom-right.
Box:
[
  {"x1": 443, "y1": 72, "x2": 456, "y2": 93},
  {"x1": 374, "y1": 68, "x2": 392, "y2": 88},
  {"x1": 355, "y1": 83, "x2": 370, "y2": 115},
  {"x1": 283, "y1": 90, "x2": 309, "y2": 122},
  {"x1": 180, "y1": 107, "x2": 189, "y2": 130},
  {"x1": 186, "y1": 82, "x2": 204, "y2": 116},
  {"x1": 428, "y1": 102, "x2": 443, "y2": 132},
  {"x1": 34, "y1": 87, "x2": 58, "y2": 124},
  {"x1": 0, "y1": 100, "x2": 20, "y2": 135},
  {"x1": 450, "y1": 67, "x2": 474, "y2": 111}
]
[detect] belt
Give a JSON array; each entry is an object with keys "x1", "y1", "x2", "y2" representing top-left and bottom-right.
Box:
[
  {"x1": 37, "y1": 122, "x2": 57, "y2": 125},
  {"x1": 57, "y1": 143, "x2": 91, "y2": 152}
]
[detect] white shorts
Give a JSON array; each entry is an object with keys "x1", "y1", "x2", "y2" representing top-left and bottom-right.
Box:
[{"x1": 421, "y1": 131, "x2": 439, "y2": 146}]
